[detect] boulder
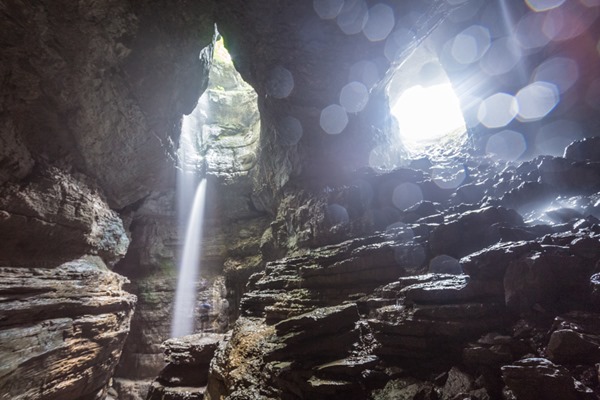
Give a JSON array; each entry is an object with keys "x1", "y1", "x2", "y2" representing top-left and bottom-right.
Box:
[{"x1": 0, "y1": 165, "x2": 129, "y2": 266}]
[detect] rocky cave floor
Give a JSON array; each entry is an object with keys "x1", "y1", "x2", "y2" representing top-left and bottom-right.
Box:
[{"x1": 146, "y1": 137, "x2": 600, "y2": 400}]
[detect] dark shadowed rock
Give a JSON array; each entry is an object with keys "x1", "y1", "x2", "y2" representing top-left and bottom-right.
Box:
[
  {"x1": 0, "y1": 165, "x2": 129, "y2": 266},
  {"x1": 504, "y1": 247, "x2": 594, "y2": 314},
  {"x1": 461, "y1": 241, "x2": 542, "y2": 280},
  {"x1": 538, "y1": 157, "x2": 600, "y2": 195},
  {"x1": 547, "y1": 312, "x2": 600, "y2": 364},
  {"x1": 565, "y1": 137, "x2": 600, "y2": 162},
  {"x1": 502, "y1": 358, "x2": 595, "y2": 400},
  {"x1": 146, "y1": 333, "x2": 225, "y2": 400},
  {"x1": 430, "y1": 207, "x2": 523, "y2": 258}
]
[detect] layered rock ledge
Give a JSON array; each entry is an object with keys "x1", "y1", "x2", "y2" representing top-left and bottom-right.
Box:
[{"x1": 0, "y1": 257, "x2": 136, "y2": 400}]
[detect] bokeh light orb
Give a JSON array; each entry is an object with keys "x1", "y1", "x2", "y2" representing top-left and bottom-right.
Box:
[
  {"x1": 485, "y1": 130, "x2": 527, "y2": 161},
  {"x1": 363, "y1": 3, "x2": 395, "y2": 42},
  {"x1": 429, "y1": 255, "x2": 462, "y2": 274},
  {"x1": 278, "y1": 116, "x2": 303, "y2": 146},
  {"x1": 327, "y1": 203, "x2": 350, "y2": 225},
  {"x1": 516, "y1": 12, "x2": 551, "y2": 49},
  {"x1": 266, "y1": 66, "x2": 294, "y2": 99},
  {"x1": 516, "y1": 81, "x2": 560, "y2": 121},
  {"x1": 477, "y1": 93, "x2": 518, "y2": 128},
  {"x1": 480, "y1": 37, "x2": 522, "y2": 76},
  {"x1": 313, "y1": 0, "x2": 344, "y2": 19},
  {"x1": 340, "y1": 81, "x2": 369, "y2": 113},
  {"x1": 451, "y1": 25, "x2": 491, "y2": 65},
  {"x1": 525, "y1": 0, "x2": 565, "y2": 12},
  {"x1": 320, "y1": 104, "x2": 348, "y2": 134},
  {"x1": 533, "y1": 57, "x2": 578, "y2": 94},
  {"x1": 392, "y1": 182, "x2": 423, "y2": 210},
  {"x1": 336, "y1": 0, "x2": 368, "y2": 35},
  {"x1": 349, "y1": 60, "x2": 379, "y2": 89}
]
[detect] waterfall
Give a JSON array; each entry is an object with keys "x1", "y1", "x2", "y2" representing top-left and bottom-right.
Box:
[
  {"x1": 171, "y1": 110, "x2": 206, "y2": 338},
  {"x1": 171, "y1": 178, "x2": 207, "y2": 338}
]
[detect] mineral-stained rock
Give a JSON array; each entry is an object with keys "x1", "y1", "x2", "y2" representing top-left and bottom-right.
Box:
[
  {"x1": 441, "y1": 367, "x2": 475, "y2": 400},
  {"x1": 371, "y1": 378, "x2": 436, "y2": 400},
  {"x1": 502, "y1": 358, "x2": 596, "y2": 400},
  {"x1": 205, "y1": 319, "x2": 277, "y2": 400},
  {"x1": 0, "y1": 257, "x2": 136, "y2": 400}
]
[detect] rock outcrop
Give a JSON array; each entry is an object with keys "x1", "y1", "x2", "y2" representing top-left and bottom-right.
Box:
[{"x1": 0, "y1": 257, "x2": 136, "y2": 400}]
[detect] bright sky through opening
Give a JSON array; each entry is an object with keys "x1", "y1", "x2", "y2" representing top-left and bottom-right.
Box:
[{"x1": 392, "y1": 83, "x2": 466, "y2": 151}]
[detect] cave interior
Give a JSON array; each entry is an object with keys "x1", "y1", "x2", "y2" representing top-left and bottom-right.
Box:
[{"x1": 2, "y1": 1, "x2": 600, "y2": 400}]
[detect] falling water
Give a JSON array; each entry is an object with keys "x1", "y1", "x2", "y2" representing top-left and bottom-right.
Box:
[
  {"x1": 171, "y1": 108, "x2": 207, "y2": 338},
  {"x1": 171, "y1": 178, "x2": 207, "y2": 338}
]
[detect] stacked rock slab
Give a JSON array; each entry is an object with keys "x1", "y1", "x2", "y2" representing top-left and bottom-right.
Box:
[
  {"x1": 0, "y1": 257, "x2": 136, "y2": 400},
  {"x1": 146, "y1": 333, "x2": 223, "y2": 400}
]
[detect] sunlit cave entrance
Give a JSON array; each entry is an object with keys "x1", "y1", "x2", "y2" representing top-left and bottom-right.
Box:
[
  {"x1": 172, "y1": 34, "x2": 260, "y2": 338},
  {"x1": 388, "y1": 45, "x2": 468, "y2": 158}
]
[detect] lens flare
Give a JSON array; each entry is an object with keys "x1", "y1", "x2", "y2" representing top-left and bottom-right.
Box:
[
  {"x1": 486, "y1": 130, "x2": 527, "y2": 161},
  {"x1": 340, "y1": 81, "x2": 369, "y2": 113},
  {"x1": 363, "y1": 3, "x2": 395, "y2": 42},
  {"x1": 516, "y1": 81, "x2": 560, "y2": 121},
  {"x1": 477, "y1": 93, "x2": 518, "y2": 128},
  {"x1": 320, "y1": 104, "x2": 348, "y2": 134}
]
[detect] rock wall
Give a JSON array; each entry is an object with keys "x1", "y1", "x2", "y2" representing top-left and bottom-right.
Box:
[
  {"x1": 0, "y1": 0, "x2": 215, "y2": 207},
  {"x1": 0, "y1": 1, "x2": 216, "y2": 399}
]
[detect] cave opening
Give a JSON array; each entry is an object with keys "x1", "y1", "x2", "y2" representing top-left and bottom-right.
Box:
[{"x1": 388, "y1": 46, "x2": 468, "y2": 157}]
